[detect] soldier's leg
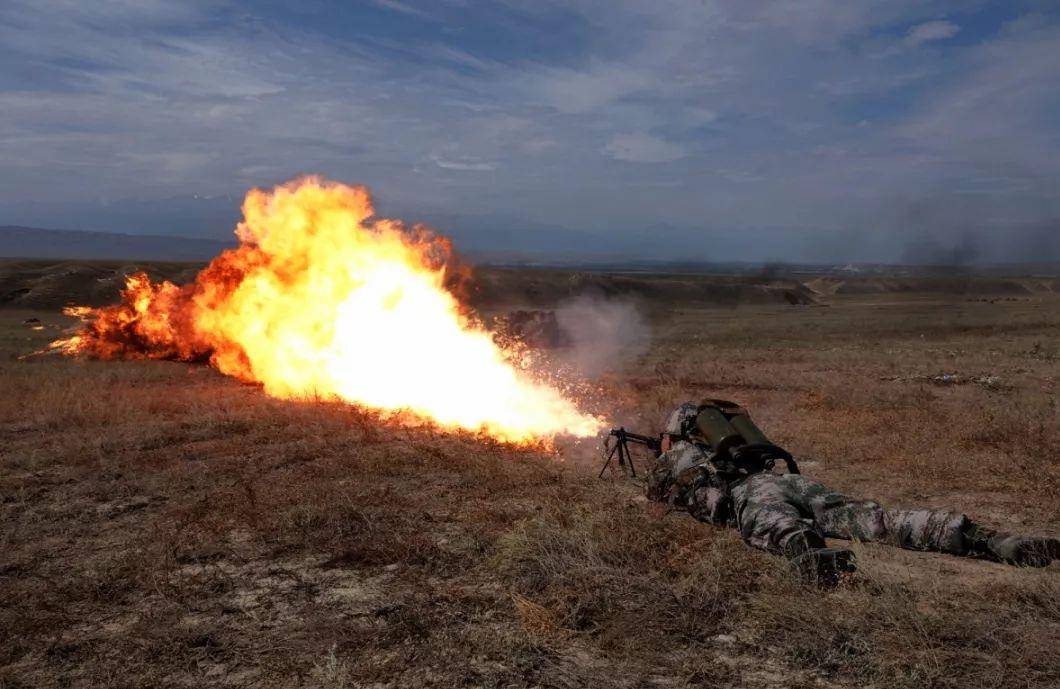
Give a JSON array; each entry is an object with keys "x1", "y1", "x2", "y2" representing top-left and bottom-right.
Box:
[
  {"x1": 730, "y1": 473, "x2": 854, "y2": 581},
  {"x1": 788, "y1": 478, "x2": 1059, "y2": 566},
  {"x1": 785, "y1": 479, "x2": 969, "y2": 554},
  {"x1": 730, "y1": 473, "x2": 820, "y2": 553},
  {"x1": 881, "y1": 509, "x2": 1057, "y2": 566},
  {"x1": 962, "y1": 525, "x2": 1060, "y2": 567}
]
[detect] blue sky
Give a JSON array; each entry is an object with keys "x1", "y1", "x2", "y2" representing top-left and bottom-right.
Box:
[{"x1": 1, "y1": 1, "x2": 1058, "y2": 262}]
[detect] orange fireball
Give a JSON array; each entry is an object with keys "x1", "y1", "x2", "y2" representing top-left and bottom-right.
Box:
[{"x1": 53, "y1": 177, "x2": 602, "y2": 443}]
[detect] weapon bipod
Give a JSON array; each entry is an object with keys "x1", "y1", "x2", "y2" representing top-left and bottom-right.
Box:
[{"x1": 599, "y1": 427, "x2": 661, "y2": 478}]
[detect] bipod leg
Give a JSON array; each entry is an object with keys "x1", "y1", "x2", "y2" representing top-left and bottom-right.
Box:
[
  {"x1": 599, "y1": 440, "x2": 620, "y2": 478},
  {"x1": 621, "y1": 438, "x2": 637, "y2": 477}
]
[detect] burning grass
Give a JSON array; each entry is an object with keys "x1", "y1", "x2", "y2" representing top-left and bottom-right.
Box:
[
  {"x1": 2, "y1": 285, "x2": 1060, "y2": 688},
  {"x1": 49, "y1": 177, "x2": 601, "y2": 443}
]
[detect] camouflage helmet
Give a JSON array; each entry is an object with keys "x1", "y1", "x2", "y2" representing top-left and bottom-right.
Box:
[{"x1": 664, "y1": 402, "x2": 700, "y2": 438}]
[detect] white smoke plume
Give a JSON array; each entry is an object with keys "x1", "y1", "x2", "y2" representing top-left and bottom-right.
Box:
[{"x1": 553, "y1": 295, "x2": 651, "y2": 376}]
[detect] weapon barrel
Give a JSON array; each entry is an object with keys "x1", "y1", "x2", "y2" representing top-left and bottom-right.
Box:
[{"x1": 608, "y1": 428, "x2": 661, "y2": 450}]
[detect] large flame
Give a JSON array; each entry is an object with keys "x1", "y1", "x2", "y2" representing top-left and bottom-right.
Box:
[{"x1": 53, "y1": 177, "x2": 601, "y2": 443}]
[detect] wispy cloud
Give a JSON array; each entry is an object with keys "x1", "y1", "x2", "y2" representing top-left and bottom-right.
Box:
[
  {"x1": 906, "y1": 20, "x2": 960, "y2": 45},
  {"x1": 431, "y1": 156, "x2": 497, "y2": 171},
  {"x1": 603, "y1": 133, "x2": 684, "y2": 163},
  {"x1": 369, "y1": 0, "x2": 432, "y2": 19},
  {"x1": 528, "y1": 63, "x2": 652, "y2": 114}
]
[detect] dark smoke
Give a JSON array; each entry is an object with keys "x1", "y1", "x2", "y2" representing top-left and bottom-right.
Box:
[{"x1": 900, "y1": 232, "x2": 980, "y2": 268}]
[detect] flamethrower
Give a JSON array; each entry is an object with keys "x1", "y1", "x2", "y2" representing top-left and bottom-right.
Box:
[{"x1": 600, "y1": 399, "x2": 801, "y2": 479}]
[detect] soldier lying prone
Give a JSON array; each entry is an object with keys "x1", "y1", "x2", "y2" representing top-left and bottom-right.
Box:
[{"x1": 605, "y1": 400, "x2": 1059, "y2": 582}]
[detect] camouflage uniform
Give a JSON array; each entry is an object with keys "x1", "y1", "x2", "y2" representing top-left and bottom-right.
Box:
[{"x1": 646, "y1": 402, "x2": 1059, "y2": 570}]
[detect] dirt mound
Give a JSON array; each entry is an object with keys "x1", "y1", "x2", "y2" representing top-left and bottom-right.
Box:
[
  {"x1": 807, "y1": 276, "x2": 1047, "y2": 296},
  {"x1": 5, "y1": 259, "x2": 1055, "y2": 313},
  {"x1": 0, "y1": 261, "x2": 820, "y2": 312},
  {"x1": 472, "y1": 269, "x2": 817, "y2": 308},
  {"x1": 1019, "y1": 277, "x2": 1060, "y2": 292},
  {"x1": 0, "y1": 260, "x2": 203, "y2": 309}
]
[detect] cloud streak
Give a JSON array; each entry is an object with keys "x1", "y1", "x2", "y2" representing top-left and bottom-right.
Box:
[
  {"x1": 604, "y1": 133, "x2": 685, "y2": 163},
  {"x1": 907, "y1": 20, "x2": 961, "y2": 45}
]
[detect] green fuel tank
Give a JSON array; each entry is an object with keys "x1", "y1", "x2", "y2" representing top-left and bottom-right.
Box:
[{"x1": 695, "y1": 398, "x2": 774, "y2": 453}]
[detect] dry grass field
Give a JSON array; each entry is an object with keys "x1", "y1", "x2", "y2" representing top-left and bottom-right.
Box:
[{"x1": 2, "y1": 264, "x2": 1059, "y2": 688}]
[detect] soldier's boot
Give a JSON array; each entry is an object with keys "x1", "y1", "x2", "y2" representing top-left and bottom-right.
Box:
[
  {"x1": 782, "y1": 531, "x2": 856, "y2": 586},
  {"x1": 965, "y1": 524, "x2": 1060, "y2": 567}
]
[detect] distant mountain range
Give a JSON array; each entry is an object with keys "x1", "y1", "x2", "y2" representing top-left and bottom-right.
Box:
[
  {"x1": 0, "y1": 221, "x2": 819, "y2": 265},
  {"x1": 2, "y1": 224, "x2": 1058, "y2": 276},
  {"x1": 0, "y1": 226, "x2": 233, "y2": 261}
]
